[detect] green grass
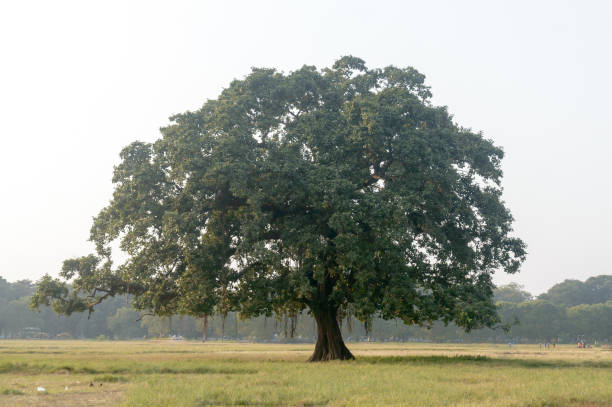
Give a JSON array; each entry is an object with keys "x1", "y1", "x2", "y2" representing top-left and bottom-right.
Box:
[
  {"x1": 0, "y1": 341, "x2": 611, "y2": 406},
  {"x1": 0, "y1": 388, "x2": 25, "y2": 395},
  {"x1": 93, "y1": 374, "x2": 129, "y2": 383}
]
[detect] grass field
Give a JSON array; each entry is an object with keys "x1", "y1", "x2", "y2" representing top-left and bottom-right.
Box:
[{"x1": 0, "y1": 340, "x2": 611, "y2": 406}]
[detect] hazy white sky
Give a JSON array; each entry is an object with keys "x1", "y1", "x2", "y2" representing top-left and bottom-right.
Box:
[{"x1": 0, "y1": 0, "x2": 610, "y2": 295}]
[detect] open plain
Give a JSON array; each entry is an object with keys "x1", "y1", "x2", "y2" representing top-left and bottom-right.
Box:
[{"x1": 0, "y1": 340, "x2": 611, "y2": 406}]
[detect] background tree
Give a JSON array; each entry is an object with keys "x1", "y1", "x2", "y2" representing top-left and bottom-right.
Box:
[
  {"x1": 4, "y1": 273, "x2": 611, "y2": 342},
  {"x1": 494, "y1": 283, "x2": 532, "y2": 303},
  {"x1": 107, "y1": 307, "x2": 147, "y2": 339},
  {"x1": 538, "y1": 276, "x2": 612, "y2": 307},
  {"x1": 140, "y1": 315, "x2": 171, "y2": 338},
  {"x1": 2, "y1": 296, "x2": 43, "y2": 336},
  {"x1": 566, "y1": 301, "x2": 612, "y2": 343},
  {"x1": 583, "y1": 276, "x2": 612, "y2": 304},
  {"x1": 513, "y1": 300, "x2": 566, "y2": 342},
  {"x1": 539, "y1": 279, "x2": 589, "y2": 307},
  {"x1": 31, "y1": 57, "x2": 526, "y2": 361}
]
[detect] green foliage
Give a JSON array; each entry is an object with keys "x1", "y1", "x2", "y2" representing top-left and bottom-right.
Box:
[
  {"x1": 0, "y1": 278, "x2": 130, "y2": 339},
  {"x1": 140, "y1": 315, "x2": 171, "y2": 338},
  {"x1": 539, "y1": 275, "x2": 612, "y2": 306},
  {"x1": 515, "y1": 300, "x2": 566, "y2": 341},
  {"x1": 30, "y1": 274, "x2": 88, "y2": 316},
  {"x1": 107, "y1": 307, "x2": 147, "y2": 339},
  {"x1": 1, "y1": 296, "x2": 43, "y2": 335},
  {"x1": 566, "y1": 301, "x2": 612, "y2": 341},
  {"x1": 494, "y1": 282, "x2": 532, "y2": 303},
  {"x1": 32, "y1": 57, "x2": 525, "y2": 344}
]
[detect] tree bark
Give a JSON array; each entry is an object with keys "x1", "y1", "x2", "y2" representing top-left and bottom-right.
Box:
[
  {"x1": 202, "y1": 315, "x2": 208, "y2": 342},
  {"x1": 308, "y1": 308, "x2": 354, "y2": 362}
]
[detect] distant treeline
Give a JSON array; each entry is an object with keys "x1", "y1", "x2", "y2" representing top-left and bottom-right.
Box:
[{"x1": 1, "y1": 276, "x2": 611, "y2": 343}]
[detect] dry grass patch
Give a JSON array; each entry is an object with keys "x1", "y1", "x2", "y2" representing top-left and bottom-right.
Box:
[{"x1": 1, "y1": 341, "x2": 612, "y2": 406}]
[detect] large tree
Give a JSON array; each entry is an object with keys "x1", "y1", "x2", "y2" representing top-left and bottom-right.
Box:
[{"x1": 32, "y1": 57, "x2": 525, "y2": 361}]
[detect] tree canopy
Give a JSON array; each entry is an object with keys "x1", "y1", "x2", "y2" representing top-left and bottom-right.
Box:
[
  {"x1": 539, "y1": 276, "x2": 612, "y2": 307},
  {"x1": 494, "y1": 282, "x2": 532, "y2": 303},
  {"x1": 32, "y1": 56, "x2": 526, "y2": 361}
]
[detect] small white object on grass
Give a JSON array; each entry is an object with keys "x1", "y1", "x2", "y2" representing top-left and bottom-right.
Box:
[
  {"x1": 36, "y1": 386, "x2": 46, "y2": 392},
  {"x1": 65, "y1": 385, "x2": 69, "y2": 391}
]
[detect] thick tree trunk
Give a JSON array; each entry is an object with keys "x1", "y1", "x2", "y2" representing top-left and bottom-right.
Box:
[
  {"x1": 202, "y1": 315, "x2": 208, "y2": 342},
  {"x1": 308, "y1": 308, "x2": 354, "y2": 362}
]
